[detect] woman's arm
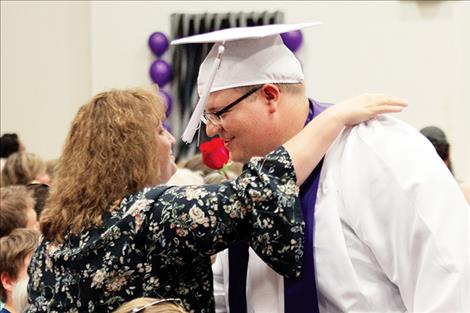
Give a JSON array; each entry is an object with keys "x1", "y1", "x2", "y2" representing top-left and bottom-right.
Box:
[
  {"x1": 284, "y1": 94, "x2": 407, "y2": 184},
  {"x1": 144, "y1": 147, "x2": 302, "y2": 277}
]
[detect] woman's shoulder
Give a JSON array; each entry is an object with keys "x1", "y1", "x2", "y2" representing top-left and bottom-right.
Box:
[{"x1": 118, "y1": 186, "x2": 172, "y2": 213}]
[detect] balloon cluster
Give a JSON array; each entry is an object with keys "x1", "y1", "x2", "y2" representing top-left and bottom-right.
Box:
[
  {"x1": 280, "y1": 30, "x2": 303, "y2": 53},
  {"x1": 148, "y1": 32, "x2": 173, "y2": 130}
]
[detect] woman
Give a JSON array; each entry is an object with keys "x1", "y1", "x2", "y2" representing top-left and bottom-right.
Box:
[{"x1": 27, "y1": 88, "x2": 405, "y2": 312}]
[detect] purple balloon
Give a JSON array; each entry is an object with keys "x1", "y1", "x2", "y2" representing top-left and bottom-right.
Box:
[
  {"x1": 160, "y1": 89, "x2": 173, "y2": 117},
  {"x1": 150, "y1": 59, "x2": 172, "y2": 87},
  {"x1": 281, "y1": 30, "x2": 303, "y2": 53},
  {"x1": 148, "y1": 32, "x2": 169, "y2": 57}
]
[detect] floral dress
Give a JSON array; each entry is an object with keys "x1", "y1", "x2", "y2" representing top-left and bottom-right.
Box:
[{"x1": 27, "y1": 147, "x2": 305, "y2": 313}]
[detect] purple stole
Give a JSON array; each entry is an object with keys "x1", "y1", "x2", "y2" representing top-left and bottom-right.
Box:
[{"x1": 228, "y1": 99, "x2": 328, "y2": 313}]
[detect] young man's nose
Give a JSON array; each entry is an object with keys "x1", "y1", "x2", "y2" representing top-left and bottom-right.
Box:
[{"x1": 205, "y1": 122, "x2": 221, "y2": 137}]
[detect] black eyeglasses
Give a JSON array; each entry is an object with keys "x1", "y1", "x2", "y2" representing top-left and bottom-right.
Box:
[{"x1": 202, "y1": 86, "x2": 262, "y2": 126}]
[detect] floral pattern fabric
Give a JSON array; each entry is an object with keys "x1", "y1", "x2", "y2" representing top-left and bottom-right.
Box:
[{"x1": 27, "y1": 147, "x2": 304, "y2": 313}]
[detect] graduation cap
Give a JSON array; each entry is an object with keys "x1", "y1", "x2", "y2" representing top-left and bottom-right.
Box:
[{"x1": 171, "y1": 22, "x2": 321, "y2": 143}]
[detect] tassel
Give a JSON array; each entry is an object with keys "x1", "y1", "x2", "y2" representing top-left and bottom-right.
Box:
[{"x1": 181, "y1": 43, "x2": 225, "y2": 143}]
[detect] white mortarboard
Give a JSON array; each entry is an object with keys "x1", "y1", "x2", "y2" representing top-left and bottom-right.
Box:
[{"x1": 171, "y1": 22, "x2": 321, "y2": 143}]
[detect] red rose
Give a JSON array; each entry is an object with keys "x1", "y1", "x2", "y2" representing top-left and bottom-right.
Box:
[{"x1": 200, "y1": 138, "x2": 230, "y2": 170}]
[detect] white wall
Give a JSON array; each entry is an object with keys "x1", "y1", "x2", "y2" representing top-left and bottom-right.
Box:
[
  {"x1": 2, "y1": 1, "x2": 469, "y2": 182},
  {"x1": 1, "y1": 1, "x2": 91, "y2": 160}
]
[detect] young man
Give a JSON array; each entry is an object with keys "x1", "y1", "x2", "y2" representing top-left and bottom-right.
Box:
[
  {"x1": 0, "y1": 228, "x2": 39, "y2": 313},
  {"x1": 173, "y1": 23, "x2": 469, "y2": 312}
]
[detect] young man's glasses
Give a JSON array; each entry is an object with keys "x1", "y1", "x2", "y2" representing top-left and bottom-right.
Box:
[{"x1": 201, "y1": 86, "x2": 262, "y2": 127}]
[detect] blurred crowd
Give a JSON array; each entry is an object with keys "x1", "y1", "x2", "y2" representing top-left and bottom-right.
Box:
[{"x1": 0, "y1": 131, "x2": 246, "y2": 313}]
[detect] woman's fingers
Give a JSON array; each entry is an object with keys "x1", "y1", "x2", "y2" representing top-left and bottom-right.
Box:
[
  {"x1": 374, "y1": 103, "x2": 408, "y2": 114},
  {"x1": 337, "y1": 93, "x2": 408, "y2": 126}
]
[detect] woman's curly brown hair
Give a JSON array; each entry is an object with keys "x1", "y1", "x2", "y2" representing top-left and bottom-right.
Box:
[{"x1": 40, "y1": 87, "x2": 165, "y2": 242}]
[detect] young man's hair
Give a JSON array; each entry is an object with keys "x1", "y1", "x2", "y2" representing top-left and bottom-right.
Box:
[
  {"x1": 0, "y1": 185, "x2": 36, "y2": 237},
  {"x1": 234, "y1": 83, "x2": 305, "y2": 97},
  {"x1": 0, "y1": 228, "x2": 40, "y2": 302}
]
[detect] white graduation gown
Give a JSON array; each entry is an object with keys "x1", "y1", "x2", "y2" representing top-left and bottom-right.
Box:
[{"x1": 213, "y1": 116, "x2": 470, "y2": 313}]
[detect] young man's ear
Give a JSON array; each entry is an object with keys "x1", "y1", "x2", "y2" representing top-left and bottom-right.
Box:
[
  {"x1": 1, "y1": 272, "x2": 15, "y2": 293},
  {"x1": 261, "y1": 84, "x2": 281, "y2": 101},
  {"x1": 261, "y1": 84, "x2": 281, "y2": 113}
]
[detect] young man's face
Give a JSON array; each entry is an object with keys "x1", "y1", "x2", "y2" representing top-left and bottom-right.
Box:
[{"x1": 204, "y1": 87, "x2": 277, "y2": 163}]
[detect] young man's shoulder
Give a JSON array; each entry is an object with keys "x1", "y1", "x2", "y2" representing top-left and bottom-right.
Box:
[
  {"x1": 337, "y1": 115, "x2": 431, "y2": 156},
  {"x1": 323, "y1": 115, "x2": 443, "y2": 183}
]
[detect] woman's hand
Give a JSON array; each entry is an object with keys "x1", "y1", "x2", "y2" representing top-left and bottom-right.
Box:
[{"x1": 331, "y1": 93, "x2": 408, "y2": 126}]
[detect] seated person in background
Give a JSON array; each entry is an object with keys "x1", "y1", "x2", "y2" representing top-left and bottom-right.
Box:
[
  {"x1": 420, "y1": 126, "x2": 453, "y2": 172},
  {"x1": 420, "y1": 126, "x2": 470, "y2": 204},
  {"x1": 45, "y1": 159, "x2": 59, "y2": 184},
  {"x1": 178, "y1": 153, "x2": 214, "y2": 177},
  {"x1": 166, "y1": 168, "x2": 204, "y2": 186},
  {"x1": 25, "y1": 183, "x2": 49, "y2": 217},
  {"x1": 0, "y1": 228, "x2": 40, "y2": 313},
  {"x1": 0, "y1": 134, "x2": 24, "y2": 171},
  {"x1": 203, "y1": 171, "x2": 237, "y2": 185},
  {"x1": 179, "y1": 153, "x2": 244, "y2": 178},
  {"x1": 27, "y1": 86, "x2": 405, "y2": 312},
  {"x1": 0, "y1": 186, "x2": 38, "y2": 237},
  {"x1": 113, "y1": 297, "x2": 187, "y2": 313},
  {"x1": 1, "y1": 153, "x2": 51, "y2": 187}
]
